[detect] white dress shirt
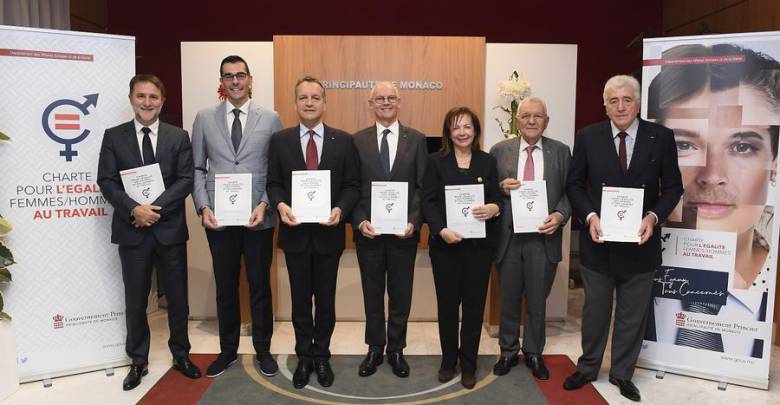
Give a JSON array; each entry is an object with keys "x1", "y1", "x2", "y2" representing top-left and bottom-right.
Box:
[
  {"x1": 299, "y1": 122, "x2": 324, "y2": 163},
  {"x1": 226, "y1": 99, "x2": 249, "y2": 134},
  {"x1": 134, "y1": 118, "x2": 159, "y2": 159},
  {"x1": 518, "y1": 136, "x2": 544, "y2": 180},
  {"x1": 376, "y1": 120, "x2": 400, "y2": 171}
]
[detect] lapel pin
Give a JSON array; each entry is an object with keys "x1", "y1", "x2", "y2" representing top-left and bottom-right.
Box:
[{"x1": 477, "y1": 177, "x2": 483, "y2": 183}]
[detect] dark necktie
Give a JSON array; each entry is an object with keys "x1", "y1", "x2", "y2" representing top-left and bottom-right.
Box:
[
  {"x1": 617, "y1": 131, "x2": 628, "y2": 175},
  {"x1": 523, "y1": 145, "x2": 536, "y2": 181},
  {"x1": 380, "y1": 128, "x2": 391, "y2": 175},
  {"x1": 675, "y1": 301, "x2": 724, "y2": 352},
  {"x1": 141, "y1": 127, "x2": 155, "y2": 165},
  {"x1": 231, "y1": 108, "x2": 242, "y2": 153},
  {"x1": 305, "y1": 129, "x2": 318, "y2": 170}
]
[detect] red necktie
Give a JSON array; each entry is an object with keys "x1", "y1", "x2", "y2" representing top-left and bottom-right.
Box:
[
  {"x1": 305, "y1": 129, "x2": 318, "y2": 170},
  {"x1": 617, "y1": 132, "x2": 628, "y2": 175},
  {"x1": 523, "y1": 145, "x2": 536, "y2": 181}
]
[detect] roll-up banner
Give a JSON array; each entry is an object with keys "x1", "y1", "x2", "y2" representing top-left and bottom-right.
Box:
[
  {"x1": 639, "y1": 31, "x2": 780, "y2": 390},
  {"x1": 0, "y1": 25, "x2": 134, "y2": 381}
]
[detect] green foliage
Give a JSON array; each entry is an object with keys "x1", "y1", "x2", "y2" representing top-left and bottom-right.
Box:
[
  {"x1": 0, "y1": 131, "x2": 9, "y2": 141},
  {"x1": 0, "y1": 215, "x2": 12, "y2": 236}
]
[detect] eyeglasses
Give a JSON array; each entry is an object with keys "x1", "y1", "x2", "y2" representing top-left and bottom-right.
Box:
[
  {"x1": 373, "y1": 95, "x2": 398, "y2": 104},
  {"x1": 221, "y1": 72, "x2": 249, "y2": 81}
]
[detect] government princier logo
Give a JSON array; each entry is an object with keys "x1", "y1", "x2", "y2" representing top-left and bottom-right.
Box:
[
  {"x1": 52, "y1": 313, "x2": 64, "y2": 329},
  {"x1": 675, "y1": 312, "x2": 686, "y2": 327},
  {"x1": 41, "y1": 94, "x2": 99, "y2": 162}
]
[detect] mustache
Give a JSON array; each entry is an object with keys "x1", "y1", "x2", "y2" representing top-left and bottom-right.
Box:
[{"x1": 683, "y1": 187, "x2": 737, "y2": 205}]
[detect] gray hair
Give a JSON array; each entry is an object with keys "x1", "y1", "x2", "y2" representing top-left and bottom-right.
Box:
[
  {"x1": 517, "y1": 96, "x2": 548, "y2": 117},
  {"x1": 603, "y1": 75, "x2": 640, "y2": 105},
  {"x1": 370, "y1": 81, "x2": 399, "y2": 98}
]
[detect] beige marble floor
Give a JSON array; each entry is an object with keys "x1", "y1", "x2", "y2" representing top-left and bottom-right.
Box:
[{"x1": 3, "y1": 290, "x2": 780, "y2": 404}]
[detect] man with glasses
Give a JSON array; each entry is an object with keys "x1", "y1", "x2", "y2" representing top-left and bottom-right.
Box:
[
  {"x1": 351, "y1": 82, "x2": 428, "y2": 378},
  {"x1": 191, "y1": 55, "x2": 282, "y2": 378},
  {"x1": 489, "y1": 97, "x2": 571, "y2": 381}
]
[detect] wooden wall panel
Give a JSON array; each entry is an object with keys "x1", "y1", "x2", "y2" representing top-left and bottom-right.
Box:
[
  {"x1": 273, "y1": 35, "x2": 485, "y2": 136},
  {"x1": 662, "y1": 0, "x2": 779, "y2": 36}
]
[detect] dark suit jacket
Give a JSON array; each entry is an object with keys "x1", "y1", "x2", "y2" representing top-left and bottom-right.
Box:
[
  {"x1": 422, "y1": 150, "x2": 502, "y2": 249},
  {"x1": 97, "y1": 120, "x2": 194, "y2": 247},
  {"x1": 490, "y1": 135, "x2": 571, "y2": 264},
  {"x1": 267, "y1": 124, "x2": 360, "y2": 254},
  {"x1": 351, "y1": 124, "x2": 428, "y2": 246},
  {"x1": 565, "y1": 119, "x2": 683, "y2": 274}
]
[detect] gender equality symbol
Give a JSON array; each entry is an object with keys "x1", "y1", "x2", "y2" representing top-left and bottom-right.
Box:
[{"x1": 41, "y1": 94, "x2": 99, "y2": 161}]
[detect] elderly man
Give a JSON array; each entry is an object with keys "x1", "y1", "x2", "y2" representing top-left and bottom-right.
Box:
[
  {"x1": 351, "y1": 82, "x2": 428, "y2": 378},
  {"x1": 267, "y1": 76, "x2": 360, "y2": 389},
  {"x1": 564, "y1": 75, "x2": 683, "y2": 401},
  {"x1": 489, "y1": 97, "x2": 571, "y2": 380}
]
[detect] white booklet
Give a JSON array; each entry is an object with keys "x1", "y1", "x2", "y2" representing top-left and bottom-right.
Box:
[
  {"x1": 291, "y1": 170, "x2": 331, "y2": 223},
  {"x1": 214, "y1": 173, "x2": 252, "y2": 226},
  {"x1": 511, "y1": 180, "x2": 548, "y2": 233},
  {"x1": 371, "y1": 181, "x2": 408, "y2": 234},
  {"x1": 599, "y1": 186, "x2": 644, "y2": 242},
  {"x1": 120, "y1": 163, "x2": 165, "y2": 204},
  {"x1": 445, "y1": 184, "x2": 485, "y2": 239}
]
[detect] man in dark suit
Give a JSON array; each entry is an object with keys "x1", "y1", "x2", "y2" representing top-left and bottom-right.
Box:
[
  {"x1": 98, "y1": 74, "x2": 200, "y2": 391},
  {"x1": 267, "y1": 76, "x2": 359, "y2": 389},
  {"x1": 351, "y1": 82, "x2": 427, "y2": 378},
  {"x1": 489, "y1": 97, "x2": 571, "y2": 380},
  {"x1": 564, "y1": 75, "x2": 683, "y2": 402},
  {"x1": 191, "y1": 55, "x2": 282, "y2": 378}
]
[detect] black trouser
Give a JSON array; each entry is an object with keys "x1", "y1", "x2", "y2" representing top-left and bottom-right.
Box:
[
  {"x1": 429, "y1": 244, "x2": 492, "y2": 373},
  {"x1": 119, "y1": 237, "x2": 190, "y2": 365},
  {"x1": 356, "y1": 239, "x2": 417, "y2": 353},
  {"x1": 206, "y1": 227, "x2": 274, "y2": 356},
  {"x1": 284, "y1": 246, "x2": 341, "y2": 360}
]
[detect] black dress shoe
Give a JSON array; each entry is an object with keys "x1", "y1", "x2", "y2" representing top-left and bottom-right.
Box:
[
  {"x1": 173, "y1": 357, "x2": 202, "y2": 379},
  {"x1": 292, "y1": 359, "x2": 313, "y2": 389},
  {"x1": 314, "y1": 359, "x2": 334, "y2": 387},
  {"x1": 122, "y1": 364, "x2": 148, "y2": 391},
  {"x1": 563, "y1": 371, "x2": 595, "y2": 390},
  {"x1": 609, "y1": 376, "x2": 641, "y2": 402},
  {"x1": 206, "y1": 353, "x2": 238, "y2": 378},
  {"x1": 524, "y1": 355, "x2": 549, "y2": 380},
  {"x1": 387, "y1": 352, "x2": 410, "y2": 378},
  {"x1": 358, "y1": 351, "x2": 383, "y2": 377},
  {"x1": 492, "y1": 355, "x2": 519, "y2": 376}
]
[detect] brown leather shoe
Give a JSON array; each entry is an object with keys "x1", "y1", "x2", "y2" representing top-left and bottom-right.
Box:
[
  {"x1": 438, "y1": 367, "x2": 456, "y2": 383},
  {"x1": 461, "y1": 372, "x2": 476, "y2": 389}
]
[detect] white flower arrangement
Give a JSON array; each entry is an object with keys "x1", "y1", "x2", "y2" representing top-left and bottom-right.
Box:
[{"x1": 494, "y1": 71, "x2": 531, "y2": 138}]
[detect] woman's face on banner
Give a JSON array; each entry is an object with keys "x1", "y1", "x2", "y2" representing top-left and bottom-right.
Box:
[{"x1": 664, "y1": 84, "x2": 777, "y2": 235}]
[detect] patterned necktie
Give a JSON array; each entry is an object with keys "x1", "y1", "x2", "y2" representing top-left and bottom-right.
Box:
[
  {"x1": 617, "y1": 132, "x2": 628, "y2": 175},
  {"x1": 141, "y1": 127, "x2": 155, "y2": 165},
  {"x1": 380, "y1": 128, "x2": 391, "y2": 175},
  {"x1": 231, "y1": 108, "x2": 242, "y2": 153},
  {"x1": 675, "y1": 301, "x2": 724, "y2": 352},
  {"x1": 305, "y1": 129, "x2": 318, "y2": 170},
  {"x1": 523, "y1": 145, "x2": 536, "y2": 181}
]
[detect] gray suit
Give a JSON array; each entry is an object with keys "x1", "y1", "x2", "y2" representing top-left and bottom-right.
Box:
[
  {"x1": 192, "y1": 101, "x2": 282, "y2": 228},
  {"x1": 191, "y1": 100, "x2": 282, "y2": 356},
  {"x1": 489, "y1": 135, "x2": 571, "y2": 356}
]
